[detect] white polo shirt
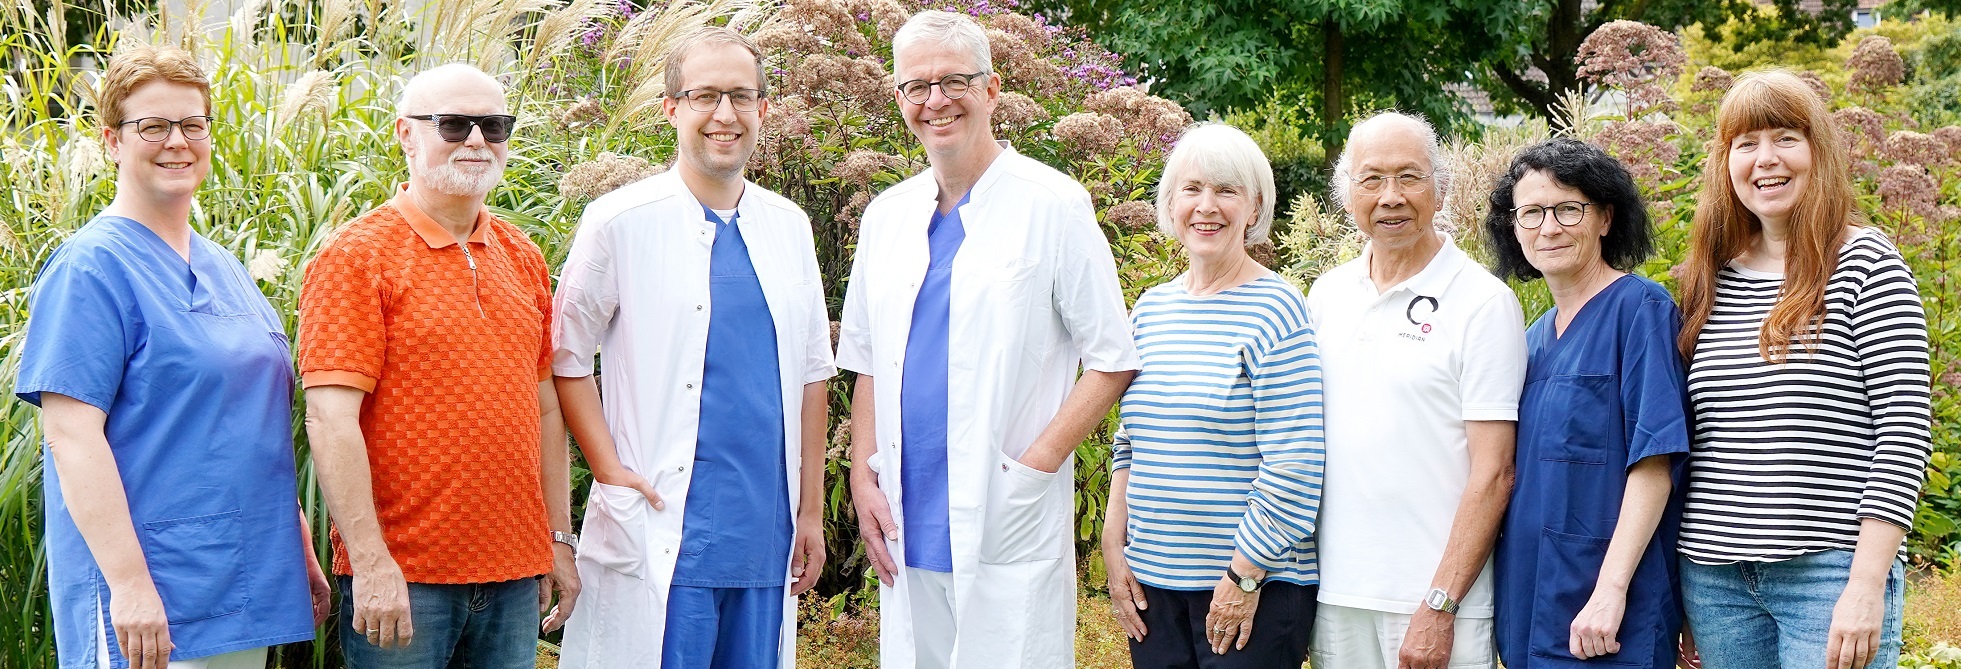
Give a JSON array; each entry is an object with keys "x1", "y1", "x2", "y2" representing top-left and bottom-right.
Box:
[{"x1": 1306, "y1": 232, "x2": 1526, "y2": 618}]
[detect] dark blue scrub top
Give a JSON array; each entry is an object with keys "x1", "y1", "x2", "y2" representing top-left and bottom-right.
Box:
[
  {"x1": 673, "y1": 205, "x2": 793, "y2": 588},
  {"x1": 899, "y1": 192, "x2": 969, "y2": 573},
  {"x1": 16, "y1": 216, "x2": 314, "y2": 667},
  {"x1": 1494, "y1": 274, "x2": 1691, "y2": 669}
]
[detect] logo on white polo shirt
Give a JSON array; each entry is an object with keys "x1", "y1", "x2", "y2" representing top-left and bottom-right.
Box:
[{"x1": 1404, "y1": 295, "x2": 1438, "y2": 338}]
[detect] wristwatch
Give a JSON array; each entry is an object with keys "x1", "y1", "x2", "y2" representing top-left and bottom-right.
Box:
[
  {"x1": 1424, "y1": 587, "x2": 1459, "y2": 614},
  {"x1": 551, "y1": 531, "x2": 579, "y2": 551},
  {"x1": 1226, "y1": 566, "x2": 1262, "y2": 593}
]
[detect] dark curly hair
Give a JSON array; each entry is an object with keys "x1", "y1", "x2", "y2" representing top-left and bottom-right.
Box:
[{"x1": 1482, "y1": 138, "x2": 1654, "y2": 282}]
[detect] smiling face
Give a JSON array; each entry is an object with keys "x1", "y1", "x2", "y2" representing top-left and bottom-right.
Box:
[
  {"x1": 1511, "y1": 169, "x2": 1613, "y2": 283},
  {"x1": 893, "y1": 41, "x2": 1000, "y2": 166},
  {"x1": 1169, "y1": 173, "x2": 1255, "y2": 265},
  {"x1": 1342, "y1": 119, "x2": 1441, "y2": 251},
  {"x1": 397, "y1": 69, "x2": 509, "y2": 198},
  {"x1": 663, "y1": 42, "x2": 767, "y2": 182},
  {"x1": 104, "y1": 80, "x2": 212, "y2": 203},
  {"x1": 1726, "y1": 126, "x2": 1813, "y2": 228}
]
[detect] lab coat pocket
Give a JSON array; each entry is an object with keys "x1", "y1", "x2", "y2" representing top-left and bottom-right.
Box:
[
  {"x1": 140, "y1": 510, "x2": 248, "y2": 623},
  {"x1": 1527, "y1": 529, "x2": 1654, "y2": 666},
  {"x1": 581, "y1": 482, "x2": 651, "y2": 580},
  {"x1": 979, "y1": 451, "x2": 1066, "y2": 564},
  {"x1": 1543, "y1": 374, "x2": 1617, "y2": 464}
]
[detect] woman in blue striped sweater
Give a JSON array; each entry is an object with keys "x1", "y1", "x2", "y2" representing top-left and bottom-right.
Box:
[{"x1": 1101, "y1": 123, "x2": 1326, "y2": 669}]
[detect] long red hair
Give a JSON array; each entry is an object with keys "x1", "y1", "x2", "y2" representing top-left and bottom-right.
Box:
[{"x1": 1677, "y1": 70, "x2": 1863, "y2": 362}]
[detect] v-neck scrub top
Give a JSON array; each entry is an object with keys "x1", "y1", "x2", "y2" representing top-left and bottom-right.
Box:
[
  {"x1": 899, "y1": 193, "x2": 970, "y2": 573},
  {"x1": 17, "y1": 215, "x2": 315, "y2": 667},
  {"x1": 1494, "y1": 274, "x2": 1690, "y2": 669},
  {"x1": 672, "y1": 205, "x2": 792, "y2": 587}
]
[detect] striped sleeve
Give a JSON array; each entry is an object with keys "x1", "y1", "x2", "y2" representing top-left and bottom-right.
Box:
[
  {"x1": 1111, "y1": 426, "x2": 1133, "y2": 471},
  {"x1": 1849, "y1": 246, "x2": 1932, "y2": 530},
  {"x1": 1231, "y1": 324, "x2": 1327, "y2": 570}
]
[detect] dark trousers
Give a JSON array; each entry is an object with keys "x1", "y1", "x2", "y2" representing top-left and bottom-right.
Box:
[{"x1": 1129, "y1": 581, "x2": 1317, "y2": 669}]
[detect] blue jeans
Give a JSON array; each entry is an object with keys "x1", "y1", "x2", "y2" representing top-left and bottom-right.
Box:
[
  {"x1": 338, "y1": 576, "x2": 539, "y2": 669},
  {"x1": 1679, "y1": 550, "x2": 1904, "y2": 669}
]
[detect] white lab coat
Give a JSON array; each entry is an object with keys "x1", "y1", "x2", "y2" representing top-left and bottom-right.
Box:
[
  {"x1": 835, "y1": 144, "x2": 1140, "y2": 668},
  {"x1": 552, "y1": 170, "x2": 835, "y2": 668}
]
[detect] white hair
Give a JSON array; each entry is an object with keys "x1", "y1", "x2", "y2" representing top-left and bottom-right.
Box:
[
  {"x1": 1156, "y1": 123, "x2": 1276, "y2": 246},
  {"x1": 396, "y1": 63, "x2": 504, "y2": 117},
  {"x1": 892, "y1": 10, "x2": 993, "y2": 76},
  {"x1": 1329, "y1": 111, "x2": 1452, "y2": 211}
]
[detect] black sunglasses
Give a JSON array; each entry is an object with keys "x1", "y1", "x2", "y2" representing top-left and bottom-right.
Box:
[{"x1": 405, "y1": 113, "x2": 516, "y2": 143}]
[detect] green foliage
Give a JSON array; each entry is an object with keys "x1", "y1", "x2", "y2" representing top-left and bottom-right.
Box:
[
  {"x1": 1220, "y1": 92, "x2": 1326, "y2": 220},
  {"x1": 1905, "y1": 20, "x2": 1961, "y2": 125}
]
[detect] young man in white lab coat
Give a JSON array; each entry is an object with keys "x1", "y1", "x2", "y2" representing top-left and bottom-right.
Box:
[
  {"x1": 837, "y1": 11, "x2": 1140, "y2": 669},
  {"x1": 551, "y1": 27, "x2": 835, "y2": 669}
]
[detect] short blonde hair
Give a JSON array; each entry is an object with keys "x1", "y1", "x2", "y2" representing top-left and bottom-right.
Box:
[
  {"x1": 97, "y1": 45, "x2": 211, "y2": 130},
  {"x1": 1156, "y1": 123, "x2": 1275, "y2": 245}
]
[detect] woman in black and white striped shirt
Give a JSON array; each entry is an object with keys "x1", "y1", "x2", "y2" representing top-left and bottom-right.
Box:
[{"x1": 1675, "y1": 70, "x2": 1932, "y2": 669}]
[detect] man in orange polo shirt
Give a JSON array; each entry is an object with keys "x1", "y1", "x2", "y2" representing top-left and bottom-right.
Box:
[{"x1": 298, "y1": 63, "x2": 579, "y2": 669}]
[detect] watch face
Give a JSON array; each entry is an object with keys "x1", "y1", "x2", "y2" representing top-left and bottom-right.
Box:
[{"x1": 1239, "y1": 578, "x2": 1259, "y2": 593}]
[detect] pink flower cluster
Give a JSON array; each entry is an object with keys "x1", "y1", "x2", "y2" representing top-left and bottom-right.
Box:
[
  {"x1": 1833, "y1": 106, "x2": 1887, "y2": 158},
  {"x1": 835, "y1": 149, "x2": 902, "y2": 185},
  {"x1": 1876, "y1": 164, "x2": 1944, "y2": 221},
  {"x1": 1846, "y1": 36, "x2": 1906, "y2": 94},
  {"x1": 1590, "y1": 120, "x2": 1680, "y2": 191},
  {"x1": 993, "y1": 91, "x2": 1051, "y2": 133},
  {"x1": 1575, "y1": 20, "x2": 1687, "y2": 115},
  {"x1": 1052, "y1": 112, "x2": 1125, "y2": 155},
  {"x1": 1881, "y1": 130, "x2": 1953, "y2": 168},
  {"x1": 1691, "y1": 66, "x2": 1733, "y2": 94},
  {"x1": 1102, "y1": 200, "x2": 1155, "y2": 232},
  {"x1": 1081, "y1": 86, "x2": 1192, "y2": 155}
]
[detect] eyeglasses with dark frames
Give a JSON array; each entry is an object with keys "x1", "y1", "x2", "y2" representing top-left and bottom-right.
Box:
[
  {"x1": 118, "y1": 116, "x2": 215, "y2": 143},
  {"x1": 895, "y1": 71, "x2": 990, "y2": 105},
  {"x1": 672, "y1": 88, "x2": 765, "y2": 113},
  {"x1": 1513, "y1": 201, "x2": 1594, "y2": 229},
  {"x1": 404, "y1": 114, "x2": 517, "y2": 143}
]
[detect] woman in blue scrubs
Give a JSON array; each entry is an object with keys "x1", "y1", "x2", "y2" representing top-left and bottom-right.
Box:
[
  {"x1": 15, "y1": 46, "x2": 326, "y2": 669},
  {"x1": 1481, "y1": 138, "x2": 1690, "y2": 669}
]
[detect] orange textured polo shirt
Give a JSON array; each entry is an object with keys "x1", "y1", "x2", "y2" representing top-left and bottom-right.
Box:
[{"x1": 297, "y1": 184, "x2": 554, "y2": 584}]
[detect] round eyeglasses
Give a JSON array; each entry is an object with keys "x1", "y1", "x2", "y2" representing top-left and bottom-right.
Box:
[
  {"x1": 895, "y1": 71, "x2": 990, "y2": 105},
  {"x1": 118, "y1": 116, "x2": 214, "y2": 143},
  {"x1": 673, "y1": 88, "x2": 764, "y2": 113},
  {"x1": 1513, "y1": 201, "x2": 1594, "y2": 229}
]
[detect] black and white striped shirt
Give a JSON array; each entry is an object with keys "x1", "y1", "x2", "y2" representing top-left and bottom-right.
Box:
[{"x1": 1680, "y1": 227, "x2": 1932, "y2": 564}]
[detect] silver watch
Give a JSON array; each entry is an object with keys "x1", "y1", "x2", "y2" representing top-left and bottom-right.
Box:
[
  {"x1": 1423, "y1": 587, "x2": 1459, "y2": 614},
  {"x1": 551, "y1": 531, "x2": 579, "y2": 550}
]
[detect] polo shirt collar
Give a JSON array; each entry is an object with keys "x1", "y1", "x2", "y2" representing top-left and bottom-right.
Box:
[
  {"x1": 1359, "y1": 231, "x2": 1467, "y2": 297},
  {"x1": 392, "y1": 183, "x2": 492, "y2": 248}
]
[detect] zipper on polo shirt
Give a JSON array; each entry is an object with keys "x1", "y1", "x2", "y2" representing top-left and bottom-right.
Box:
[{"x1": 460, "y1": 243, "x2": 484, "y2": 317}]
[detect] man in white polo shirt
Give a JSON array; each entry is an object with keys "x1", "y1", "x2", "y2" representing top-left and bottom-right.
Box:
[{"x1": 1305, "y1": 111, "x2": 1526, "y2": 669}]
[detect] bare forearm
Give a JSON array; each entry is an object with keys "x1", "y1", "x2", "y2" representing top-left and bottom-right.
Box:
[
  {"x1": 849, "y1": 375, "x2": 878, "y2": 484},
  {"x1": 1023, "y1": 369, "x2": 1136, "y2": 471},
  {"x1": 1102, "y1": 468, "x2": 1131, "y2": 549},
  {"x1": 43, "y1": 401, "x2": 152, "y2": 590},
  {"x1": 798, "y1": 381, "x2": 827, "y2": 520},
  {"x1": 303, "y1": 387, "x2": 391, "y2": 569},
  {"x1": 1594, "y1": 456, "x2": 1673, "y2": 594},
  {"x1": 553, "y1": 375, "x2": 629, "y2": 481},
  {"x1": 1848, "y1": 518, "x2": 1907, "y2": 589},
  {"x1": 1431, "y1": 420, "x2": 1516, "y2": 600},
  {"x1": 538, "y1": 380, "x2": 571, "y2": 532}
]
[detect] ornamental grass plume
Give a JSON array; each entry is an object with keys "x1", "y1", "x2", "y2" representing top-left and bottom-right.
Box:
[
  {"x1": 1102, "y1": 200, "x2": 1154, "y2": 232},
  {"x1": 247, "y1": 248, "x2": 289, "y2": 283},
  {"x1": 1691, "y1": 66, "x2": 1733, "y2": 93},
  {"x1": 1052, "y1": 112, "x2": 1124, "y2": 155},
  {"x1": 273, "y1": 70, "x2": 336, "y2": 131},
  {"x1": 1575, "y1": 20, "x2": 1686, "y2": 115},
  {"x1": 559, "y1": 152, "x2": 664, "y2": 204},
  {"x1": 1881, "y1": 130, "x2": 1953, "y2": 167},
  {"x1": 1876, "y1": 164, "x2": 1941, "y2": 220},
  {"x1": 1847, "y1": 35, "x2": 1906, "y2": 94},
  {"x1": 1834, "y1": 107, "x2": 1887, "y2": 157}
]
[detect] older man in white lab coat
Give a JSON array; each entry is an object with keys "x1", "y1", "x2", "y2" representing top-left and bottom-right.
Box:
[
  {"x1": 837, "y1": 10, "x2": 1140, "y2": 669},
  {"x1": 552, "y1": 28, "x2": 833, "y2": 669}
]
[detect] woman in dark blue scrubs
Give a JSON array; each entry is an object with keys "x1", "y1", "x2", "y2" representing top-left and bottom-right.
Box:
[{"x1": 1481, "y1": 139, "x2": 1691, "y2": 669}]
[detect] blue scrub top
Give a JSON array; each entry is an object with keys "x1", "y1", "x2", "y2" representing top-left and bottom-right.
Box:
[
  {"x1": 1494, "y1": 275, "x2": 1690, "y2": 669},
  {"x1": 899, "y1": 193, "x2": 969, "y2": 573},
  {"x1": 16, "y1": 216, "x2": 314, "y2": 668},
  {"x1": 673, "y1": 205, "x2": 793, "y2": 588}
]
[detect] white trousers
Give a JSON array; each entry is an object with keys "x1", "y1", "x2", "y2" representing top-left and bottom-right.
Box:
[
  {"x1": 905, "y1": 568, "x2": 958, "y2": 669},
  {"x1": 1309, "y1": 602, "x2": 1496, "y2": 669},
  {"x1": 96, "y1": 594, "x2": 269, "y2": 669}
]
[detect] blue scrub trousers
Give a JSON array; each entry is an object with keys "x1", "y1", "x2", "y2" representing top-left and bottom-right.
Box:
[{"x1": 660, "y1": 585, "x2": 785, "y2": 669}]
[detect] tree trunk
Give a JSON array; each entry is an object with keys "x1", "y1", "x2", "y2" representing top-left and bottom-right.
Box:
[{"x1": 1321, "y1": 21, "x2": 1345, "y2": 168}]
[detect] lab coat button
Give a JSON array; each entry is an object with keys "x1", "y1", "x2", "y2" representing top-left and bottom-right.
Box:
[
  {"x1": 686, "y1": 383, "x2": 695, "y2": 389},
  {"x1": 695, "y1": 305, "x2": 703, "y2": 311},
  {"x1": 1001, "y1": 463, "x2": 1009, "y2": 472},
  {"x1": 677, "y1": 465, "x2": 686, "y2": 472}
]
